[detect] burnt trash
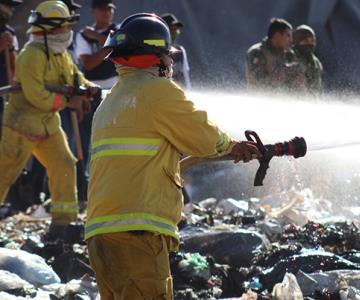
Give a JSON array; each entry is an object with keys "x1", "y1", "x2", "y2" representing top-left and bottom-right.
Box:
[
  {"x1": 258, "y1": 218, "x2": 283, "y2": 242},
  {"x1": 241, "y1": 214, "x2": 257, "y2": 226},
  {"x1": 341, "y1": 252, "x2": 360, "y2": 264},
  {"x1": 260, "y1": 250, "x2": 360, "y2": 290},
  {"x1": 0, "y1": 204, "x2": 15, "y2": 221},
  {"x1": 64, "y1": 223, "x2": 85, "y2": 245},
  {"x1": 171, "y1": 252, "x2": 212, "y2": 290},
  {"x1": 279, "y1": 221, "x2": 360, "y2": 253},
  {"x1": 198, "y1": 198, "x2": 218, "y2": 211},
  {"x1": 52, "y1": 250, "x2": 94, "y2": 283},
  {"x1": 207, "y1": 256, "x2": 250, "y2": 297},
  {"x1": 5, "y1": 169, "x2": 41, "y2": 212},
  {"x1": 181, "y1": 225, "x2": 270, "y2": 267},
  {"x1": 183, "y1": 203, "x2": 215, "y2": 227},
  {"x1": 174, "y1": 288, "x2": 201, "y2": 300},
  {"x1": 252, "y1": 242, "x2": 303, "y2": 268},
  {"x1": 296, "y1": 269, "x2": 360, "y2": 296},
  {"x1": 217, "y1": 198, "x2": 249, "y2": 215},
  {"x1": 20, "y1": 236, "x2": 44, "y2": 255}
]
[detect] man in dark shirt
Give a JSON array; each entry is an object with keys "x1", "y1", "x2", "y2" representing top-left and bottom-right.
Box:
[
  {"x1": 161, "y1": 13, "x2": 191, "y2": 90},
  {"x1": 293, "y1": 24, "x2": 323, "y2": 93},
  {"x1": 74, "y1": 0, "x2": 117, "y2": 205}
]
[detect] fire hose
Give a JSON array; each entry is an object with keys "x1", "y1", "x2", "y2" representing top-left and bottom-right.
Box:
[{"x1": 180, "y1": 130, "x2": 307, "y2": 186}]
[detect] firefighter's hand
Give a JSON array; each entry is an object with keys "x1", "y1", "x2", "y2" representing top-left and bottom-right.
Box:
[
  {"x1": 67, "y1": 95, "x2": 86, "y2": 109},
  {"x1": 230, "y1": 141, "x2": 262, "y2": 163},
  {"x1": 87, "y1": 85, "x2": 101, "y2": 99},
  {"x1": 82, "y1": 100, "x2": 91, "y2": 114},
  {"x1": 0, "y1": 31, "x2": 13, "y2": 52}
]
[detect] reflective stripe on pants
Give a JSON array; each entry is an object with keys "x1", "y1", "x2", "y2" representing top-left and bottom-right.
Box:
[{"x1": 0, "y1": 127, "x2": 77, "y2": 225}]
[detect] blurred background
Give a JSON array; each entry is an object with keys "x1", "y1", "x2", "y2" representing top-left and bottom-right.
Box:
[
  {"x1": 10, "y1": 0, "x2": 360, "y2": 91},
  {"x1": 8, "y1": 0, "x2": 360, "y2": 219}
]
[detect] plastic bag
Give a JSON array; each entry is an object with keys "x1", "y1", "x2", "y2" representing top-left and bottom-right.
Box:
[
  {"x1": 272, "y1": 272, "x2": 303, "y2": 300},
  {"x1": 0, "y1": 247, "x2": 60, "y2": 286}
]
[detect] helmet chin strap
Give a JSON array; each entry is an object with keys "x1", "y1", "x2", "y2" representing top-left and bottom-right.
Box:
[{"x1": 34, "y1": 24, "x2": 50, "y2": 60}]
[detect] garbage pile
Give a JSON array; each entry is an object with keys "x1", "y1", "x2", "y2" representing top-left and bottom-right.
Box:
[
  {"x1": 173, "y1": 190, "x2": 360, "y2": 299},
  {"x1": 0, "y1": 189, "x2": 359, "y2": 299},
  {"x1": 0, "y1": 209, "x2": 96, "y2": 300}
]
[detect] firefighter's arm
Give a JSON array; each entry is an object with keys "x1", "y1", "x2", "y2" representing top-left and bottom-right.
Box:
[
  {"x1": 17, "y1": 49, "x2": 67, "y2": 112},
  {"x1": 150, "y1": 80, "x2": 234, "y2": 157}
]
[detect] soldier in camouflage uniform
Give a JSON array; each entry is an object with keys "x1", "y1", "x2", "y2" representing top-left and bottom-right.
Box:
[
  {"x1": 245, "y1": 18, "x2": 305, "y2": 91},
  {"x1": 292, "y1": 24, "x2": 323, "y2": 93}
]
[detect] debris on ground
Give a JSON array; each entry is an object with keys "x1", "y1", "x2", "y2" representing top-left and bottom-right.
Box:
[{"x1": 0, "y1": 190, "x2": 359, "y2": 299}]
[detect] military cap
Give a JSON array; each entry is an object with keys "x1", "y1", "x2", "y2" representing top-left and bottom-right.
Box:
[{"x1": 293, "y1": 24, "x2": 316, "y2": 45}]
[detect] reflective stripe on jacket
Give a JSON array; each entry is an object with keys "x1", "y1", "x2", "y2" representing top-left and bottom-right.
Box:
[{"x1": 86, "y1": 68, "x2": 232, "y2": 249}]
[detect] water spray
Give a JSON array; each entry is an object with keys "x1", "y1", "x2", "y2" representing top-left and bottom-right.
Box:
[
  {"x1": 308, "y1": 140, "x2": 360, "y2": 152},
  {"x1": 180, "y1": 130, "x2": 307, "y2": 186}
]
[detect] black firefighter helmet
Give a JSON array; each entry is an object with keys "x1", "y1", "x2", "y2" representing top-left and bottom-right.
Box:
[{"x1": 104, "y1": 13, "x2": 172, "y2": 59}]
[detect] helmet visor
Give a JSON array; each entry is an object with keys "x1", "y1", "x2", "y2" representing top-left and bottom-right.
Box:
[{"x1": 28, "y1": 10, "x2": 79, "y2": 29}]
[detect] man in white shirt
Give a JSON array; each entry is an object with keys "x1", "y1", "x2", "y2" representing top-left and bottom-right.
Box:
[
  {"x1": 73, "y1": 0, "x2": 117, "y2": 207},
  {"x1": 75, "y1": 0, "x2": 117, "y2": 89}
]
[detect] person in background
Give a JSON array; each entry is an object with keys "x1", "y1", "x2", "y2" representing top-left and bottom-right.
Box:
[
  {"x1": 245, "y1": 18, "x2": 304, "y2": 91},
  {"x1": 0, "y1": 0, "x2": 22, "y2": 136},
  {"x1": 75, "y1": 0, "x2": 117, "y2": 89},
  {"x1": 74, "y1": 0, "x2": 117, "y2": 205},
  {"x1": 61, "y1": 0, "x2": 81, "y2": 62},
  {"x1": 59, "y1": 0, "x2": 87, "y2": 206},
  {"x1": 86, "y1": 13, "x2": 260, "y2": 299},
  {"x1": 0, "y1": 1, "x2": 96, "y2": 238},
  {"x1": 9, "y1": 0, "x2": 87, "y2": 213},
  {"x1": 60, "y1": 0, "x2": 82, "y2": 139},
  {"x1": 161, "y1": 13, "x2": 191, "y2": 90},
  {"x1": 292, "y1": 24, "x2": 323, "y2": 93}
]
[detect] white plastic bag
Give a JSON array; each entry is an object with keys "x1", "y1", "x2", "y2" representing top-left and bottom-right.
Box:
[
  {"x1": 0, "y1": 247, "x2": 60, "y2": 286},
  {"x1": 272, "y1": 272, "x2": 304, "y2": 300}
]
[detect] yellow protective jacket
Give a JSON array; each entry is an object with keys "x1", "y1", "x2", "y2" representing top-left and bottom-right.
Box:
[
  {"x1": 3, "y1": 42, "x2": 93, "y2": 139},
  {"x1": 86, "y1": 68, "x2": 233, "y2": 249}
]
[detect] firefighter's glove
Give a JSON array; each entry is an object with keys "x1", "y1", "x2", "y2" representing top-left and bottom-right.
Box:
[
  {"x1": 86, "y1": 86, "x2": 102, "y2": 108},
  {"x1": 87, "y1": 85, "x2": 101, "y2": 99},
  {"x1": 230, "y1": 141, "x2": 261, "y2": 163},
  {"x1": 82, "y1": 100, "x2": 91, "y2": 115}
]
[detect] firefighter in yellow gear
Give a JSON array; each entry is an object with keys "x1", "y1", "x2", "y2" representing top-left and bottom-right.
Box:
[
  {"x1": 86, "y1": 13, "x2": 260, "y2": 300},
  {"x1": 0, "y1": 1, "x2": 95, "y2": 234}
]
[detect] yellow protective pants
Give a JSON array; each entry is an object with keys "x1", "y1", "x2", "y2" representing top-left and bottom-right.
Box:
[
  {"x1": 0, "y1": 126, "x2": 77, "y2": 225},
  {"x1": 88, "y1": 232, "x2": 173, "y2": 300}
]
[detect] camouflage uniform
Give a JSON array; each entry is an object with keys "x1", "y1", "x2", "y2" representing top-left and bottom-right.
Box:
[
  {"x1": 293, "y1": 48, "x2": 322, "y2": 92},
  {"x1": 293, "y1": 25, "x2": 323, "y2": 93},
  {"x1": 245, "y1": 38, "x2": 304, "y2": 91}
]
